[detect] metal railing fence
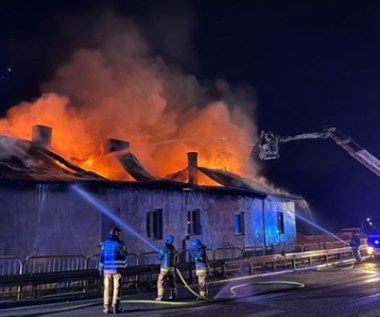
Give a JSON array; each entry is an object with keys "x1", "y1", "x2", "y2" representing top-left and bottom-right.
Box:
[{"x1": 0, "y1": 244, "x2": 369, "y2": 301}]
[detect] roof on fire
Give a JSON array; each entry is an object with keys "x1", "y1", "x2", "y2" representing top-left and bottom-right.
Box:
[
  {"x1": 0, "y1": 135, "x2": 104, "y2": 182},
  {"x1": 0, "y1": 134, "x2": 302, "y2": 200}
]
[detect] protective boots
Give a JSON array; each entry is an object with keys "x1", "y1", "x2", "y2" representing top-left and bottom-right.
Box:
[
  {"x1": 155, "y1": 293, "x2": 176, "y2": 301},
  {"x1": 112, "y1": 304, "x2": 123, "y2": 314},
  {"x1": 168, "y1": 293, "x2": 176, "y2": 301},
  {"x1": 103, "y1": 305, "x2": 110, "y2": 314},
  {"x1": 104, "y1": 303, "x2": 123, "y2": 314}
]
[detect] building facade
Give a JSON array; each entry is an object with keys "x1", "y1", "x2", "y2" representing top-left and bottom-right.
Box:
[{"x1": 0, "y1": 129, "x2": 298, "y2": 259}]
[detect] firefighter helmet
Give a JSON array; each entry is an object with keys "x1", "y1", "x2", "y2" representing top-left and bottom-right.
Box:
[
  {"x1": 109, "y1": 225, "x2": 122, "y2": 237},
  {"x1": 165, "y1": 234, "x2": 174, "y2": 244},
  {"x1": 191, "y1": 239, "x2": 201, "y2": 248}
]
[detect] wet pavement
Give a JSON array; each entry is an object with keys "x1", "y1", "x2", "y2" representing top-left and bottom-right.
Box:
[{"x1": 2, "y1": 260, "x2": 380, "y2": 317}]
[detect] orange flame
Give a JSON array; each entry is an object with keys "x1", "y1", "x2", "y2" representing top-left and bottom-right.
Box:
[{"x1": 0, "y1": 24, "x2": 259, "y2": 184}]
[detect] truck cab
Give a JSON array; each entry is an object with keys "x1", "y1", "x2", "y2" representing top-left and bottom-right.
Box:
[{"x1": 363, "y1": 217, "x2": 380, "y2": 258}]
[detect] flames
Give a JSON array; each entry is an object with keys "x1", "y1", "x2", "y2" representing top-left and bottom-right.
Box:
[{"x1": 0, "y1": 19, "x2": 259, "y2": 184}]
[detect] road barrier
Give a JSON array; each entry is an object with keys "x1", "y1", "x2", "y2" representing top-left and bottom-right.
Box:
[
  {"x1": 0, "y1": 256, "x2": 23, "y2": 300},
  {"x1": 0, "y1": 245, "x2": 369, "y2": 302},
  {"x1": 222, "y1": 245, "x2": 368, "y2": 276}
]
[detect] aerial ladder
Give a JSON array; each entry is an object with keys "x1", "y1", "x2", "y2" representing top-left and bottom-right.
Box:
[
  {"x1": 255, "y1": 127, "x2": 380, "y2": 257},
  {"x1": 255, "y1": 127, "x2": 380, "y2": 178}
]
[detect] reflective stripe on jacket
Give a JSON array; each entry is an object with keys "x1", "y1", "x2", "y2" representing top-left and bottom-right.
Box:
[{"x1": 98, "y1": 237, "x2": 127, "y2": 272}]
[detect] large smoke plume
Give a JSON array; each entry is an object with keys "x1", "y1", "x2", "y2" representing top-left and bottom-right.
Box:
[{"x1": 0, "y1": 13, "x2": 259, "y2": 181}]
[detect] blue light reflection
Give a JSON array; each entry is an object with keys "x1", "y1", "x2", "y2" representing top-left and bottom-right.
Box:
[{"x1": 71, "y1": 184, "x2": 159, "y2": 252}]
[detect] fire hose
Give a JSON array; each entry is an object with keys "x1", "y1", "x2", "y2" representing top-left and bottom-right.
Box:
[
  {"x1": 175, "y1": 267, "x2": 304, "y2": 300},
  {"x1": 315, "y1": 263, "x2": 354, "y2": 272},
  {"x1": 1, "y1": 268, "x2": 305, "y2": 316}
]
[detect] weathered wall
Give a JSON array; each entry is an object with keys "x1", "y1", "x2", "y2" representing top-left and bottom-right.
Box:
[
  {"x1": 97, "y1": 186, "x2": 296, "y2": 255},
  {"x1": 263, "y1": 198, "x2": 296, "y2": 253},
  {"x1": 0, "y1": 183, "x2": 100, "y2": 259},
  {"x1": 0, "y1": 182, "x2": 296, "y2": 259},
  {"x1": 243, "y1": 198, "x2": 266, "y2": 248}
]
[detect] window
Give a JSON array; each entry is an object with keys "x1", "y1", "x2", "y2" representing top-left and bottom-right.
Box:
[
  {"x1": 187, "y1": 209, "x2": 201, "y2": 235},
  {"x1": 277, "y1": 211, "x2": 284, "y2": 234},
  {"x1": 234, "y1": 212, "x2": 245, "y2": 235},
  {"x1": 146, "y1": 209, "x2": 163, "y2": 240}
]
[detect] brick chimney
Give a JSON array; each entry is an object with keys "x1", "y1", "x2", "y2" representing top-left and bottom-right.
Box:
[
  {"x1": 32, "y1": 125, "x2": 52, "y2": 148},
  {"x1": 187, "y1": 152, "x2": 198, "y2": 184},
  {"x1": 103, "y1": 138, "x2": 155, "y2": 181}
]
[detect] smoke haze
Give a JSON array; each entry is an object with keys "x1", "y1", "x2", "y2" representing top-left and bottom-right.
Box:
[{"x1": 0, "y1": 12, "x2": 259, "y2": 181}]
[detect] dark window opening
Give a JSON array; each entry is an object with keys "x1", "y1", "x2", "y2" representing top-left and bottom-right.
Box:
[
  {"x1": 277, "y1": 211, "x2": 284, "y2": 234},
  {"x1": 146, "y1": 209, "x2": 163, "y2": 240},
  {"x1": 187, "y1": 209, "x2": 201, "y2": 235},
  {"x1": 234, "y1": 212, "x2": 245, "y2": 235}
]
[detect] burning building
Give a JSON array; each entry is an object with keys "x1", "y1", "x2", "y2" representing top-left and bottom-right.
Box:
[
  {"x1": 0, "y1": 20, "x2": 302, "y2": 258},
  {"x1": 0, "y1": 125, "x2": 301, "y2": 259}
]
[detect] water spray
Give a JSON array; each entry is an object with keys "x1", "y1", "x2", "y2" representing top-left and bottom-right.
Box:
[
  {"x1": 295, "y1": 212, "x2": 348, "y2": 245},
  {"x1": 284, "y1": 204, "x2": 348, "y2": 245},
  {"x1": 71, "y1": 184, "x2": 159, "y2": 252},
  {"x1": 70, "y1": 184, "x2": 209, "y2": 300},
  {"x1": 71, "y1": 184, "x2": 307, "y2": 306},
  {"x1": 1, "y1": 185, "x2": 309, "y2": 317},
  {"x1": 72, "y1": 184, "x2": 218, "y2": 300}
]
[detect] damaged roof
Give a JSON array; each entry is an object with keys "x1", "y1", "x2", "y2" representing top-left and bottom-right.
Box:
[
  {"x1": 117, "y1": 149, "x2": 302, "y2": 201},
  {"x1": 0, "y1": 135, "x2": 104, "y2": 181},
  {"x1": 0, "y1": 134, "x2": 302, "y2": 200}
]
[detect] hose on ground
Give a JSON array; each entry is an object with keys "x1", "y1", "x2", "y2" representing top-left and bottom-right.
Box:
[{"x1": 2, "y1": 268, "x2": 305, "y2": 316}]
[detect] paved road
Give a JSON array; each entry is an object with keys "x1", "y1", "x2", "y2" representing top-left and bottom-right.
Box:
[{"x1": 2, "y1": 260, "x2": 380, "y2": 317}]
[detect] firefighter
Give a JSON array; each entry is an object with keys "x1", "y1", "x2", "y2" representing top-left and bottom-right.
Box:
[
  {"x1": 155, "y1": 234, "x2": 179, "y2": 301},
  {"x1": 98, "y1": 225, "x2": 128, "y2": 314},
  {"x1": 349, "y1": 233, "x2": 362, "y2": 264},
  {"x1": 260, "y1": 130, "x2": 276, "y2": 159},
  {"x1": 189, "y1": 239, "x2": 208, "y2": 299}
]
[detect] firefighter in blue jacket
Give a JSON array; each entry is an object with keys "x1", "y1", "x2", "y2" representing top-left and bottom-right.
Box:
[
  {"x1": 155, "y1": 234, "x2": 179, "y2": 301},
  {"x1": 189, "y1": 239, "x2": 208, "y2": 299},
  {"x1": 349, "y1": 233, "x2": 362, "y2": 264},
  {"x1": 98, "y1": 225, "x2": 128, "y2": 314}
]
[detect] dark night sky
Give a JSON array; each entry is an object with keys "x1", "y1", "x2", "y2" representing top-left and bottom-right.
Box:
[{"x1": 1, "y1": 0, "x2": 380, "y2": 231}]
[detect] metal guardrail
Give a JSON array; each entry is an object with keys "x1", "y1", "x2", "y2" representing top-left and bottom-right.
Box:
[
  {"x1": 21, "y1": 255, "x2": 88, "y2": 299},
  {"x1": 0, "y1": 256, "x2": 23, "y2": 300},
  {"x1": 0, "y1": 245, "x2": 369, "y2": 301},
  {"x1": 0, "y1": 269, "x2": 100, "y2": 299},
  {"x1": 242, "y1": 246, "x2": 274, "y2": 257},
  {"x1": 138, "y1": 252, "x2": 160, "y2": 266},
  {"x1": 0, "y1": 256, "x2": 23, "y2": 276},
  {"x1": 223, "y1": 245, "x2": 368, "y2": 276},
  {"x1": 214, "y1": 247, "x2": 243, "y2": 261},
  {"x1": 23, "y1": 255, "x2": 88, "y2": 273}
]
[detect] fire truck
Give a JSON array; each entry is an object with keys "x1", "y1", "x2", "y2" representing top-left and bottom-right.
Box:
[
  {"x1": 255, "y1": 127, "x2": 380, "y2": 257},
  {"x1": 362, "y1": 217, "x2": 380, "y2": 258}
]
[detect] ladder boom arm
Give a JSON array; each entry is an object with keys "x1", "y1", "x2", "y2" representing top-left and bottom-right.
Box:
[
  {"x1": 328, "y1": 129, "x2": 380, "y2": 178},
  {"x1": 257, "y1": 127, "x2": 380, "y2": 178},
  {"x1": 279, "y1": 131, "x2": 332, "y2": 143}
]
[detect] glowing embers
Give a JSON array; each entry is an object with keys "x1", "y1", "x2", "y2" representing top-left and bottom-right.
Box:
[
  {"x1": 53, "y1": 159, "x2": 75, "y2": 173},
  {"x1": 0, "y1": 124, "x2": 265, "y2": 189}
]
